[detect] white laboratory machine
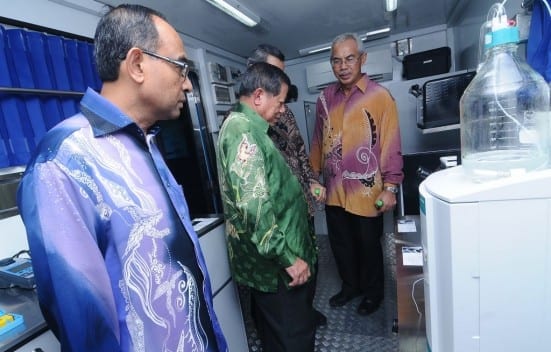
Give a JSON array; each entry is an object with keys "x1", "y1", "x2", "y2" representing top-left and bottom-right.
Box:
[{"x1": 419, "y1": 166, "x2": 551, "y2": 352}]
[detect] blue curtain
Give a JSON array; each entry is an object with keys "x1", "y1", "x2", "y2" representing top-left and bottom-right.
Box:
[
  {"x1": 527, "y1": 0, "x2": 551, "y2": 82},
  {"x1": 0, "y1": 25, "x2": 100, "y2": 167}
]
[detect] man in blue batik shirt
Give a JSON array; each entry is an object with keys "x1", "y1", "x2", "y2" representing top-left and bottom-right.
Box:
[{"x1": 17, "y1": 4, "x2": 227, "y2": 351}]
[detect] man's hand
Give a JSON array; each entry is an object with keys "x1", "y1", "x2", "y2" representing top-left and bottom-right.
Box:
[
  {"x1": 285, "y1": 258, "x2": 311, "y2": 287},
  {"x1": 375, "y1": 190, "x2": 397, "y2": 213},
  {"x1": 310, "y1": 182, "x2": 326, "y2": 202}
]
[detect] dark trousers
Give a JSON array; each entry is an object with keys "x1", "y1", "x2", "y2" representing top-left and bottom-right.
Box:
[
  {"x1": 325, "y1": 205, "x2": 384, "y2": 300},
  {"x1": 250, "y1": 277, "x2": 316, "y2": 352}
]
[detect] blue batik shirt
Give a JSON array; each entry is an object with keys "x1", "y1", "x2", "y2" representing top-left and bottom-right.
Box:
[{"x1": 17, "y1": 88, "x2": 228, "y2": 352}]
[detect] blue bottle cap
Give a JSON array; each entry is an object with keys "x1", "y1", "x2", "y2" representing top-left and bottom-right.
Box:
[{"x1": 488, "y1": 26, "x2": 519, "y2": 48}]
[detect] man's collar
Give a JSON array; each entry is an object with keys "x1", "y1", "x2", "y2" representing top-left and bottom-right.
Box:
[
  {"x1": 235, "y1": 101, "x2": 269, "y2": 132},
  {"x1": 79, "y1": 88, "x2": 146, "y2": 139},
  {"x1": 337, "y1": 73, "x2": 368, "y2": 94}
]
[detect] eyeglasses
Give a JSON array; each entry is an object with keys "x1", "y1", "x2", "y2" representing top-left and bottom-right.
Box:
[
  {"x1": 330, "y1": 54, "x2": 363, "y2": 67},
  {"x1": 141, "y1": 49, "x2": 190, "y2": 80}
]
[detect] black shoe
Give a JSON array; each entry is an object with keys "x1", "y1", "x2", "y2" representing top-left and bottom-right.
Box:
[
  {"x1": 329, "y1": 290, "x2": 360, "y2": 307},
  {"x1": 357, "y1": 297, "x2": 381, "y2": 316},
  {"x1": 315, "y1": 309, "x2": 327, "y2": 327}
]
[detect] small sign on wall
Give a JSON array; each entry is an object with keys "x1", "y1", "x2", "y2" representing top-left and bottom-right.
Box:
[{"x1": 395, "y1": 38, "x2": 412, "y2": 56}]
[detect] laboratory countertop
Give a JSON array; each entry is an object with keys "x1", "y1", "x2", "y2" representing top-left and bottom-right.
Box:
[
  {"x1": 394, "y1": 215, "x2": 427, "y2": 352},
  {"x1": 0, "y1": 285, "x2": 46, "y2": 352}
]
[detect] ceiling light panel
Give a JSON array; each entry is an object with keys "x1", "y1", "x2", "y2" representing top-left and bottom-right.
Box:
[{"x1": 204, "y1": 0, "x2": 260, "y2": 27}]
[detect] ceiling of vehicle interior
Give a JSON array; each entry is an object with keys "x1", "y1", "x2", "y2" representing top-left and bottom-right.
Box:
[{"x1": 96, "y1": 0, "x2": 506, "y2": 60}]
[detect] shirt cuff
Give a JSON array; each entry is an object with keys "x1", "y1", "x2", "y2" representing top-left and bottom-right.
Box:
[{"x1": 277, "y1": 249, "x2": 297, "y2": 269}]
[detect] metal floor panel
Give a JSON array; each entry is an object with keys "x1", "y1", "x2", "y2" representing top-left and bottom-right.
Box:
[{"x1": 243, "y1": 234, "x2": 399, "y2": 351}]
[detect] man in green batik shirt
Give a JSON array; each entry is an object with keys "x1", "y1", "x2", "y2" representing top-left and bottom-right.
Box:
[{"x1": 217, "y1": 62, "x2": 318, "y2": 352}]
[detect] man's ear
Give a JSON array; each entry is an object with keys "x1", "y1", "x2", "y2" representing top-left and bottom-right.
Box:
[
  {"x1": 360, "y1": 51, "x2": 367, "y2": 66},
  {"x1": 123, "y1": 47, "x2": 145, "y2": 83},
  {"x1": 252, "y1": 88, "x2": 265, "y2": 107}
]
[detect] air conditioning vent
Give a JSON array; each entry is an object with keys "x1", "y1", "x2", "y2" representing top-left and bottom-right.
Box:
[{"x1": 369, "y1": 72, "x2": 393, "y2": 82}]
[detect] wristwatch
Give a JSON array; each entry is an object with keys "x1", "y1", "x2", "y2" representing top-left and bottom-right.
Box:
[{"x1": 384, "y1": 185, "x2": 399, "y2": 194}]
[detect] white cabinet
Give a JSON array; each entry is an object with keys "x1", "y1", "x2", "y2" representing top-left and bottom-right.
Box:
[
  {"x1": 198, "y1": 222, "x2": 232, "y2": 293},
  {"x1": 213, "y1": 283, "x2": 249, "y2": 352},
  {"x1": 420, "y1": 167, "x2": 551, "y2": 352},
  {"x1": 199, "y1": 222, "x2": 248, "y2": 352}
]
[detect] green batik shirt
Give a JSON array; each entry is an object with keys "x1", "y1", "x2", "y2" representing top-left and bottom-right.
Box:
[{"x1": 217, "y1": 102, "x2": 318, "y2": 293}]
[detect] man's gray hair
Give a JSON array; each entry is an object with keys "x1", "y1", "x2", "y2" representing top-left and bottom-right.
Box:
[{"x1": 330, "y1": 33, "x2": 364, "y2": 57}]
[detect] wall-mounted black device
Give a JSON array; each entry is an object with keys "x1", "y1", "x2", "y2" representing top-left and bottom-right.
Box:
[
  {"x1": 418, "y1": 71, "x2": 476, "y2": 129},
  {"x1": 403, "y1": 46, "x2": 452, "y2": 80}
]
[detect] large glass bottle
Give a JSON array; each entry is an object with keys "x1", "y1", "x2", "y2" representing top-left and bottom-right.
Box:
[{"x1": 460, "y1": 25, "x2": 550, "y2": 182}]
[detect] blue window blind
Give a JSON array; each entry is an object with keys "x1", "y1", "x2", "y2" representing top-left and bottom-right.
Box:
[{"x1": 0, "y1": 25, "x2": 100, "y2": 167}]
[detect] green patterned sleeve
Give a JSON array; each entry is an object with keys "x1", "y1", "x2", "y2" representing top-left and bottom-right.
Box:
[{"x1": 220, "y1": 128, "x2": 296, "y2": 269}]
